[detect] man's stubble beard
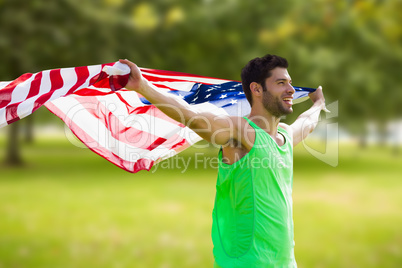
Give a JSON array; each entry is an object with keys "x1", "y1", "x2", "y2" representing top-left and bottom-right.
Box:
[{"x1": 262, "y1": 88, "x2": 293, "y2": 118}]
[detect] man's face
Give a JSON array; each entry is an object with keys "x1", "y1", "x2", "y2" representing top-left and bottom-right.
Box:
[{"x1": 261, "y1": 67, "x2": 295, "y2": 117}]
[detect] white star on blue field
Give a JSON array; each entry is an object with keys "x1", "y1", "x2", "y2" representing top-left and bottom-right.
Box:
[
  {"x1": 140, "y1": 82, "x2": 316, "y2": 115},
  {"x1": 171, "y1": 82, "x2": 244, "y2": 107},
  {"x1": 140, "y1": 82, "x2": 245, "y2": 109}
]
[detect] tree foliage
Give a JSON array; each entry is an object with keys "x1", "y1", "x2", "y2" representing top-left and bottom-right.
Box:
[{"x1": 0, "y1": 0, "x2": 401, "y2": 133}]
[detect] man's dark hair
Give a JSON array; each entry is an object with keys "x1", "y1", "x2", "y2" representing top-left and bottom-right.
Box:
[{"x1": 241, "y1": 54, "x2": 288, "y2": 106}]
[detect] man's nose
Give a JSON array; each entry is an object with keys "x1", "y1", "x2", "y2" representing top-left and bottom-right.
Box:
[{"x1": 288, "y1": 84, "x2": 295, "y2": 94}]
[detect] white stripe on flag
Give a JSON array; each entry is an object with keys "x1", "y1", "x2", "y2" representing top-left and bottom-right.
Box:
[
  {"x1": 142, "y1": 69, "x2": 231, "y2": 84},
  {"x1": 0, "y1": 106, "x2": 5, "y2": 127},
  {"x1": 151, "y1": 81, "x2": 196, "y2": 92},
  {"x1": 9, "y1": 73, "x2": 36, "y2": 105},
  {"x1": 0, "y1": 81, "x2": 11, "y2": 90},
  {"x1": 15, "y1": 70, "x2": 52, "y2": 119},
  {"x1": 50, "y1": 96, "x2": 185, "y2": 162}
]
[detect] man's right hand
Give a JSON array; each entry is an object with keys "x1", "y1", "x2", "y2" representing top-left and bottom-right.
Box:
[
  {"x1": 119, "y1": 59, "x2": 148, "y2": 93},
  {"x1": 308, "y1": 86, "x2": 330, "y2": 113}
]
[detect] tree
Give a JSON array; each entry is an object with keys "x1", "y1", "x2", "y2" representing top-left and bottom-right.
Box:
[
  {"x1": 0, "y1": 0, "x2": 128, "y2": 164},
  {"x1": 1, "y1": 0, "x2": 401, "y2": 163}
]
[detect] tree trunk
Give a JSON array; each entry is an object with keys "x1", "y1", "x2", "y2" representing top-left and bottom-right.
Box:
[
  {"x1": 5, "y1": 121, "x2": 23, "y2": 166},
  {"x1": 24, "y1": 115, "x2": 34, "y2": 144}
]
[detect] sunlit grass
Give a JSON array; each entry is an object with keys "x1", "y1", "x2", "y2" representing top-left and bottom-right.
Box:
[{"x1": 0, "y1": 137, "x2": 401, "y2": 267}]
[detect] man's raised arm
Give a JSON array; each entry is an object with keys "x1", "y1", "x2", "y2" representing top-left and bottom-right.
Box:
[
  {"x1": 119, "y1": 59, "x2": 242, "y2": 146},
  {"x1": 287, "y1": 86, "x2": 327, "y2": 146}
]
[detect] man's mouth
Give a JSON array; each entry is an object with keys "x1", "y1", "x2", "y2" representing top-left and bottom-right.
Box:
[{"x1": 283, "y1": 97, "x2": 293, "y2": 105}]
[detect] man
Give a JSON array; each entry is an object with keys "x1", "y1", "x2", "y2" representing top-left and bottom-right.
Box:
[{"x1": 120, "y1": 54, "x2": 326, "y2": 267}]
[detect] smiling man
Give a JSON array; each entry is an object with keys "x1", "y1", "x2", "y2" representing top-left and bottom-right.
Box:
[{"x1": 120, "y1": 54, "x2": 326, "y2": 268}]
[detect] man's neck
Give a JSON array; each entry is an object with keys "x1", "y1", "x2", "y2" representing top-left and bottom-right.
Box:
[{"x1": 248, "y1": 107, "x2": 281, "y2": 136}]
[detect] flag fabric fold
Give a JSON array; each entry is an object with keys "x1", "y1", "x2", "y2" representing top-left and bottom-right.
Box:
[
  {"x1": 0, "y1": 61, "x2": 316, "y2": 173},
  {"x1": 0, "y1": 62, "x2": 130, "y2": 127}
]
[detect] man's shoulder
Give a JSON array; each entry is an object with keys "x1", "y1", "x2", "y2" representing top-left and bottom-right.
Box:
[
  {"x1": 221, "y1": 116, "x2": 255, "y2": 154},
  {"x1": 222, "y1": 116, "x2": 250, "y2": 129},
  {"x1": 278, "y1": 123, "x2": 293, "y2": 136},
  {"x1": 278, "y1": 122, "x2": 291, "y2": 131}
]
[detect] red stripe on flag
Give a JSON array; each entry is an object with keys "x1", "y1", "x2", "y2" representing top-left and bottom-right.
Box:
[
  {"x1": 65, "y1": 66, "x2": 90, "y2": 96},
  {"x1": 141, "y1": 68, "x2": 216, "y2": 79},
  {"x1": 32, "y1": 69, "x2": 64, "y2": 113},
  {"x1": 109, "y1": 73, "x2": 129, "y2": 91},
  {"x1": 127, "y1": 104, "x2": 186, "y2": 128},
  {"x1": 130, "y1": 105, "x2": 151, "y2": 114},
  {"x1": 88, "y1": 63, "x2": 114, "y2": 86},
  {"x1": 146, "y1": 137, "x2": 167, "y2": 150},
  {"x1": 74, "y1": 88, "x2": 116, "y2": 96},
  {"x1": 49, "y1": 69, "x2": 64, "y2": 91},
  {"x1": 45, "y1": 101, "x2": 155, "y2": 173},
  {"x1": 110, "y1": 151, "x2": 155, "y2": 172},
  {"x1": 74, "y1": 97, "x2": 186, "y2": 150},
  {"x1": 5, "y1": 103, "x2": 20, "y2": 125},
  {"x1": 26, "y1": 72, "x2": 43, "y2": 99},
  {"x1": 91, "y1": 75, "x2": 111, "y2": 89},
  {"x1": 115, "y1": 91, "x2": 135, "y2": 112},
  {"x1": 170, "y1": 138, "x2": 188, "y2": 150},
  {"x1": 141, "y1": 68, "x2": 238, "y2": 83},
  {"x1": 0, "y1": 73, "x2": 34, "y2": 109},
  {"x1": 142, "y1": 74, "x2": 196, "y2": 84},
  {"x1": 87, "y1": 63, "x2": 128, "y2": 92}
]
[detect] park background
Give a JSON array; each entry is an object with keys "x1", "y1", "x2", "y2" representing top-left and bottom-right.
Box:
[{"x1": 0, "y1": 0, "x2": 401, "y2": 267}]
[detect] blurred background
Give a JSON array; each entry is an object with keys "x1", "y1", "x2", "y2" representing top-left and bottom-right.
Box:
[{"x1": 0, "y1": 0, "x2": 401, "y2": 267}]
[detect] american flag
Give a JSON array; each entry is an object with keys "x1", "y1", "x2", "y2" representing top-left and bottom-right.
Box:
[{"x1": 0, "y1": 62, "x2": 315, "y2": 173}]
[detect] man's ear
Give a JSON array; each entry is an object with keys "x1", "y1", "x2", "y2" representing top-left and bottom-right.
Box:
[{"x1": 250, "y1": 82, "x2": 262, "y2": 96}]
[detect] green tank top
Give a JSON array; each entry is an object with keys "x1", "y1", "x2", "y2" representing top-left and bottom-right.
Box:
[{"x1": 212, "y1": 117, "x2": 296, "y2": 268}]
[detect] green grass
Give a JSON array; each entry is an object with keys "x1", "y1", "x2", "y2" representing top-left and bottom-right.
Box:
[
  {"x1": 0, "y1": 137, "x2": 401, "y2": 267},
  {"x1": 293, "y1": 143, "x2": 402, "y2": 267}
]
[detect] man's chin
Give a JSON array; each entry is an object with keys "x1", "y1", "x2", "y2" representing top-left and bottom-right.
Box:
[{"x1": 283, "y1": 107, "x2": 293, "y2": 115}]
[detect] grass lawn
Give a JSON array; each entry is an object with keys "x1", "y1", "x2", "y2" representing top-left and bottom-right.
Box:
[{"x1": 0, "y1": 136, "x2": 401, "y2": 267}]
